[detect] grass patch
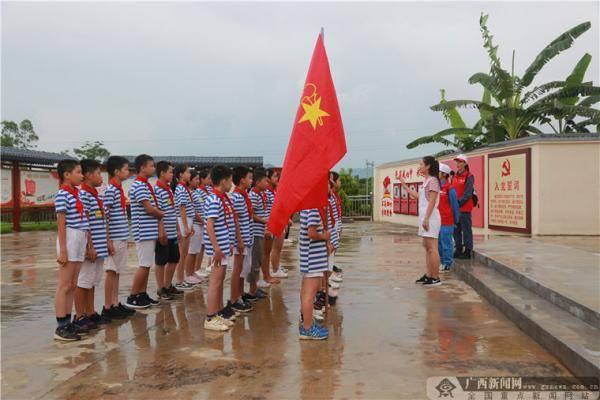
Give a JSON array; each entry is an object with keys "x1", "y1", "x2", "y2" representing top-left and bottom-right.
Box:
[{"x1": 1, "y1": 221, "x2": 57, "y2": 234}]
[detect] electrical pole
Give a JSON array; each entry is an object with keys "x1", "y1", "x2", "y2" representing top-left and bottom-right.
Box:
[{"x1": 366, "y1": 160, "x2": 375, "y2": 220}]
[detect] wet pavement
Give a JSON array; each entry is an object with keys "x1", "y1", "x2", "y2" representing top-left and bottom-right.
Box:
[{"x1": 1, "y1": 222, "x2": 571, "y2": 400}]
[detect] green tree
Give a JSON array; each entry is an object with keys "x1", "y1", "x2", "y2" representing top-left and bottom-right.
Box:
[
  {"x1": 71, "y1": 141, "x2": 111, "y2": 162},
  {"x1": 408, "y1": 15, "x2": 598, "y2": 154},
  {"x1": 1, "y1": 119, "x2": 39, "y2": 149}
]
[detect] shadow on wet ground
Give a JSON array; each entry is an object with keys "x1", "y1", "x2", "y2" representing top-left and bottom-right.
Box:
[{"x1": 1, "y1": 222, "x2": 570, "y2": 399}]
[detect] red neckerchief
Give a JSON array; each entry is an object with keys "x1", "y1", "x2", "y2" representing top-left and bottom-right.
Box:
[
  {"x1": 198, "y1": 185, "x2": 210, "y2": 195},
  {"x1": 213, "y1": 188, "x2": 235, "y2": 228},
  {"x1": 333, "y1": 190, "x2": 342, "y2": 217},
  {"x1": 135, "y1": 175, "x2": 158, "y2": 207},
  {"x1": 156, "y1": 180, "x2": 174, "y2": 206},
  {"x1": 178, "y1": 181, "x2": 193, "y2": 203},
  {"x1": 234, "y1": 187, "x2": 253, "y2": 217},
  {"x1": 60, "y1": 183, "x2": 84, "y2": 219},
  {"x1": 81, "y1": 183, "x2": 104, "y2": 218},
  {"x1": 109, "y1": 178, "x2": 126, "y2": 213},
  {"x1": 251, "y1": 187, "x2": 267, "y2": 210},
  {"x1": 266, "y1": 184, "x2": 276, "y2": 200}
]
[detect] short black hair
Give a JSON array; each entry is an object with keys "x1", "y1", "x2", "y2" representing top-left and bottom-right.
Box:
[
  {"x1": 197, "y1": 168, "x2": 210, "y2": 180},
  {"x1": 190, "y1": 169, "x2": 199, "y2": 181},
  {"x1": 134, "y1": 154, "x2": 154, "y2": 173},
  {"x1": 266, "y1": 168, "x2": 278, "y2": 179},
  {"x1": 232, "y1": 166, "x2": 251, "y2": 185},
  {"x1": 253, "y1": 167, "x2": 267, "y2": 183},
  {"x1": 210, "y1": 165, "x2": 232, "y2": 186},
  {"x1": 57, "y1": 159, "x2": 80, "y2": 182},
  {"x1": 80, "y1": 159, "x2": 101, "y2": 175},
  {"x1": 106, "y1": 156, "x2": 129, "y2": 177},
  {"x1": 330, "y1": 171, "x2": 340, "y2": 182},
  {"x1": 156, "y1": 161, "x2": 172, "y2": 177}
]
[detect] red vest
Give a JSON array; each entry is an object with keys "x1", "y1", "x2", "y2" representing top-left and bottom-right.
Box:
[
  {"x1": 452, "y1": 170, "x2": 473, "y2": 212},
  {"x1": 438, "y1": 180, "x2": 454, "y2": 226}
]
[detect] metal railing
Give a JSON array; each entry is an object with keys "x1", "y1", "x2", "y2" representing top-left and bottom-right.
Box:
[{"x1": 344, "y1": 194, "x2": 372, "y2": 219}]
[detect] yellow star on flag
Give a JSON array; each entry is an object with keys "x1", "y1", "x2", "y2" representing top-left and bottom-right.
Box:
[{"x1": 298, "y1": 97, "x2": 330, "y2": 130}]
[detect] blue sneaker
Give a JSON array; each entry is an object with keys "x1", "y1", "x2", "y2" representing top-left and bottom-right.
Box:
[{"x1": 299, "y1": 324, "x2": 329, "y2": 340}]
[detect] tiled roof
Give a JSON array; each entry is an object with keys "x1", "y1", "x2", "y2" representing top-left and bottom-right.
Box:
[
  {"x1": 0, "y1": 146, "x2": 75, "y2": 166},
  {"x1": 123, "y1": 155, "x2": 263, "y2": 167}
]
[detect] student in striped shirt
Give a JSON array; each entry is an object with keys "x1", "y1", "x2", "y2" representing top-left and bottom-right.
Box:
[
  {"x1": 298, "y1": 206, "x2": 332, "y2": 340},
  {"x1": 329, "y1": 171, "x2": 344, "y2": 281},
  {"x1": 260, "y1": 168, "x2": 280, "y2": 286},
  {"x1": 193, "y1": 169, "x2": 212, "y2": 277},
  {"x1": 267, "y1": 169, "x2": 290, "y2": 280},
  {"x1": 125, "y1": 154, "x2": 164, "y2": 309},
  {"x1": 102, "y1": 156, "x2": 134, "y2": 320},
  {"x1": 54, "y1": 159, "x2": 87, "y2": 341},
  {"x1": 325, "y1": 179, "x2": 342, "y2": 294},
  {"x1": 245, "y1": 168, "x2": 270, "y2": 302},
  {"x1": 185, "y1": 170, "x2": 205, "y2": 285},
  {"x1": 230, "y1": 166, "x2": 254, "y2": 313},
  {"x1": 73, "y1": 159, "x2": 111, "y2": 331},
  {"x1": 153, "y1": 161, "x2": 180, "y2": 301},
  {"x1": 203, "y1": 166, "x2": 237, "y2": 331},
  {"x1": 173, "y1": 164, "x2": 195, "y2": 291}
]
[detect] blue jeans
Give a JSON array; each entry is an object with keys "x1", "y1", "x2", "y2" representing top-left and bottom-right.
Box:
[
  {"x1": 453, "y1": 212, "x2": 473, "y2": 253},
  {"x1": 438, "y1": 225, "x2": 454, "y2": 267}
]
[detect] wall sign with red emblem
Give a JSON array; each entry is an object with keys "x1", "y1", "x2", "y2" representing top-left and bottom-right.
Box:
[{"x1": 488, "y1": 148, "x2": 531, "y2": 233}]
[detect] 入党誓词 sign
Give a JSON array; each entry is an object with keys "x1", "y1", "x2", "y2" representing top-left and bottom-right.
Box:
[{"x1": 488, "y1": 148, "x2": 531, "y2": 233}]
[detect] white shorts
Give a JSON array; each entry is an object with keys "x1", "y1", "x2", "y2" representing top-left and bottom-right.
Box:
[
  {"x1": 56, "y1": 227, "x2": 87, "y2": 262},
  {"x1": 105, "y1": 239, "x2": 128, "y2": 274},
  {"x1": 418, "y1": 213, "x2": 441, "y2": 239},
  {"x1": 327, "y1": 252, "x2": 336, "y2": 272},
  {"x1": 178, "y1": 217, "x2": 194, "y2": 235},
  {"x1": 302, "y1": 271, "x2": 325, "y2": 278},
  {"x1": 188, "y1": 225, "x2": 203, "y2": 254},
  {"x1": 236, "y1": 246, "x2": 252, "y2": 279},
  {"x1": 78, "y1": 258, "x2": 104, "y2": 289},
  {"x1": 136, "y1": 240, "x2": 156, "y2": 268},
  {"x1": 213, "y1": 255, "x2": 229, "y2": 267}
]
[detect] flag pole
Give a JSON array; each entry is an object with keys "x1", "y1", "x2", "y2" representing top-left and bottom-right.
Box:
[{"x1": 320, "y1": 27, "x2": 324, "y2": 41}]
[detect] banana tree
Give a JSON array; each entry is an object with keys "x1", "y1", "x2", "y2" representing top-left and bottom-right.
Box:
[{"x1": 430, "y1": 15, "x2": 592, "y2": 139}]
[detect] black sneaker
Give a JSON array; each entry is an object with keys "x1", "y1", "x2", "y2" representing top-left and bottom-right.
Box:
[
  {"x1": 103, "y1": 306, "x2": 125, "y2": 320},
  {"x1": 157, "y1": 288, "x2": 175, "y2": 301},
  {"x1": 242, "y1": 293, "x2": 257, "y2": 303},
  {"x1": 118, "y1": 302, "x2": 136, "y2": 316},
  {"x1": 458, "y1": 250, "x2": 472, "y2": 260},
  {"x1": 328, "y1": 296, "x2": 338, "y2": 306},
  {"x1": 415, "y1": 274, "x2": 429, "y2": 284},
  {"x1": 423, "y1": 277, "x2": 442, "y2": 286},
  {"x1": 54, "y1": 325, "x2": 81, "y2": 341},
  {"x1": 218, "y1": 305, "x2": 236, "y2": 320},
  {"x1": 71, "y1": 317, "x2": 93, "y2": 334},
  {"x1": 232, "y1": 299, "x2": 252, "y2": 313},
  {"x1": 89, "y1": 312, "x2": 111, "y2": 325},
  {"x1": 125, "y1": 294, "x2": 151, "y2": 309},
  {"x1": 139, "y1": 292, "x2": 159, "y2": 306},
  {"x1": 255, "y1": 289, "x2": 268, "y2": 299},
  {"x1": 168, "y1": 285, "x2": 184, "y2": 296},
  {"x1": 332, "y1": 265, "x2": 343, "y2": 273},
  {"x1": 453, "y1": 249, "x2": 463, "y2": 258}
]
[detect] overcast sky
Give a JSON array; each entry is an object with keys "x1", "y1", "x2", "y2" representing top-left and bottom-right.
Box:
[{"x1": 2, "y1": 1, "x2": 598, "y2": 168}]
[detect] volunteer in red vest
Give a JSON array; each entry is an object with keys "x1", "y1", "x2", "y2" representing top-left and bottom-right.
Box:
[
  {"x1": 452, "y1": 154, "x2": 475, "y2": 259},
  {"x1": 438, "y1": 163, "x2": 460, "y2": 272}
]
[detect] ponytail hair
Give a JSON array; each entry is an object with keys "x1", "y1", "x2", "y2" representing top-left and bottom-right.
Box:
[
  {"x1": 422, "y1": 156, "x2": 440, "y2": 184},
  {"x1": 172, "y1": 163, "x2": 189, "y2": 191}
]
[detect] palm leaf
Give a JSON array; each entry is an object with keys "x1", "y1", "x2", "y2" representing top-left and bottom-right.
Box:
[
  {"x1": 406, "y1": 128, "x2": 478, "y2": 149},
  {"x1": 431, "y1": 100, "x2": 483, "y2": 112},
  {"x1": 552, "y1": 104, "x2": 600, "y2": 120},
  {"x1": 561, "y1": 53, "x2": 592, "y2": 106},
  {"x1": 521, "y1": 21, "x2": 591, "y2": 87},
  {"x1": 439, "y1": 89, "x2": 466, "y2": 129},
  {"x1": 522, "y1": 81, "x2": 565, "y2": 103},
  {"x1": 523, "y1": 125, "x2": 543, "y2": 134},
  {"x1": 578, "y1": 95, "x2": 600, "y2": 107},
  {"x1": 534, "y1": 85, "x2": 600, "y2": 105}
]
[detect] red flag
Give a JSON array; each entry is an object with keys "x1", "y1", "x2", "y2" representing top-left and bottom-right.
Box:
[{"x1": 267, "y1": 32, "x2": 346, "y2": 236}]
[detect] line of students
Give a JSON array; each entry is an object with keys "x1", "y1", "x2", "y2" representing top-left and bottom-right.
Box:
[{"x1": 53, "y1": 154, "x2": 344, "y2": 341}]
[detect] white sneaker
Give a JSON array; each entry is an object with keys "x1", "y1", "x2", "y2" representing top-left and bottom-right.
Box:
[
  {"x1": 257, "y1": 279, "x2": 271, "y2": 288},
  {"x1": 175, "y1": 281, "x2": 195, "y2": 291},
  {"x1": 216, "y1": 315, "x2": 234, "y2": 327},
  {"x1": 439, "y1": 264, "x2": 445, "y2": 272},
  {"x1": 330, "y1": 273, "x2": 343, "y2": 283},
  {"x1": 204, "y1": 317, "x2": 229, "y2": 331},
  {"x1": 328, "y1": 280, "x2": 341, "y2": 289},
  {"x1": 185, "y1": 275, "x2": 203, "y2": 285},
  {"x1": 280, "y1": 267, "x2": 289, "y2": 274},
  {"x1": 271, "y1": 269, "x2": 288, "y2": 278},
  {"x1": 313, "y1": 309, "x2": 324, "y2": 322},
  {"x1": 194, "y1": 270, "x2": 208, "y2": 279}
]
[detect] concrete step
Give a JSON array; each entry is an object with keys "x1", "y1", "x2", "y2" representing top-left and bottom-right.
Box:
[
  {"x1": 473, "y1": 243, "x2": 600, "y2": 329},
  {"x1": 455, "y1": 261, "x2": 600, "y2": 378}
]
